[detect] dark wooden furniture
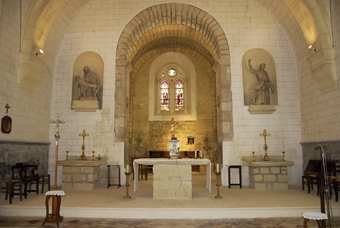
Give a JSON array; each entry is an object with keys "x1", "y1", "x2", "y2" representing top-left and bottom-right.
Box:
[
  {"x1": 42, "y1": 190, "x2": 65, "y2": 227},
  {"x1": 131, "y1": 157, "x2": 149, "y2": 180},
  {"x1": 12, "y1": 163, "x2": 40, "y2": 199},
  {"x1": 0, "y1": 179, "x2": 22, "y2": 204},
  {"x1": 107, "y1": 165, "x2": 121, "y2": 188},
  {"x1": 302, "y1": 160, "x2": 337, "y2": 196},
  {"x1": 228, "y1": 165, "x2": 242, "y2": 189}
]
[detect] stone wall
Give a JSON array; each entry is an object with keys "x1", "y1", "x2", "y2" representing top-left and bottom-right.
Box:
[
  {"x1": 130, "y1": 55, "x2": 217, "y2": 163},
  {"x1": 249, "y1": 166, "x2": 289, "y2": 190},
  {"x1": 0, "y1": 141, "x2": 49, "y2": 199}
]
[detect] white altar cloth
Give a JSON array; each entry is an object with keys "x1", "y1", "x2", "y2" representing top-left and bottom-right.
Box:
[{"x1": 133, "y1": 158, "x2": 211, "y2": 193}]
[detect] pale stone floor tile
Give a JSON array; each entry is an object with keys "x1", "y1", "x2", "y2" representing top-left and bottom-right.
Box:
[{"x1": 1, "y1": 217, "x2": 340, "y2": 228}]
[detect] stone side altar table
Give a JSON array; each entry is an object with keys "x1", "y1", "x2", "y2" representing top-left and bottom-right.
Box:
[
  {"x1": 243, "y1": 156, "x2": 294, "y2": 190},
  {"x1": 133, "y1": 158, "x2": 211, "y2": 199}
]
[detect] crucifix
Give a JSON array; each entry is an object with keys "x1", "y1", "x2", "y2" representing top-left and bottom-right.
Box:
[
  {"x1": 5, "y1": 103, "x2": 10, "y2": 113},
  {"x1": 167, "y1": 117, "x2": 178, "y2": 139},
  {"x1": 78, "y1": 129, "x2": 89, "y2": 160},
  {"x1": 50, "y1": 114, "x2": 65, "y2": 222},
  {"x1": 260, "y1": 129, "x2": 271, "y2": 161}
]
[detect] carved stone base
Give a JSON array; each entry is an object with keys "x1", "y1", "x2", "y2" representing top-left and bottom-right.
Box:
[
  {"x1": 248, "y1": 105, "x2": 276, "y2": 114},
  {"x1": 72, "y1": 100, "x2": 99, "y2": 112}
]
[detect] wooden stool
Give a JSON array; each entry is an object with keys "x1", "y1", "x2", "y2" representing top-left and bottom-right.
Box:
[
  {"x1": 302, "y1": 212, "x2": 327, "y2": 228},
  {"x1": 0, "y1": 179, "x2": 22, "y2": 204},
  {"x1": 42, "y1": 190, "x2": 65, "y2": 227},
  {"x1": 228, "y1": 165, "x2": 242, "y2": 189}
]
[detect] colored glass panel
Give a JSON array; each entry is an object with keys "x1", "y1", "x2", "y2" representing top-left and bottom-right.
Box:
[
  {"x1": 160, "y1": 80, "x2": 169, "y2": 111},
  {"x1": 175, "y1": 80, "x2": 184, "y2": 111}
]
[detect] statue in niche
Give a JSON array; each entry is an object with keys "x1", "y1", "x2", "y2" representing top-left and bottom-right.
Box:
[
  {"x1": 248, "y1": 59, "x2": 275, "y2": 105},
  {"x1": 74, "y1": 66, "x2": 100, "y2": 101}
]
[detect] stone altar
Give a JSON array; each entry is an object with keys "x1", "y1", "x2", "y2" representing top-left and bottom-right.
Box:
[
  {"x1": 243, "y1": 156, "x2": 294, "y2": 190},
  {"x1": 58, "y1": 156, "x2": 107, "y2": 190},
  {"x1": 133, "y1": 158, "x2": 211, "y2": 199}
]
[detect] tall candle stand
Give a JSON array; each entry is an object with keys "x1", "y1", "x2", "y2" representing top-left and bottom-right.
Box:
[
  {"x1": 215, "y1": 171, "x2": 222, "y2": 199},
  {"x1": 124, "y1": 171, "x2": 132, "y2": 199}
]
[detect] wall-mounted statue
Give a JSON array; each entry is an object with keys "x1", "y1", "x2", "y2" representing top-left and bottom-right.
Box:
[
  {"x1": 71, "y1": 52, "x2": 104, "y2": 112},
  {"x1": 248, "y1": 59, "x2": 275, "y2": 105},
  {"x1": 242, "y1": 48, "x2": 278, "y2": 114},
  {"x1": 74, "y1": 66, "x2": 100, "y2": 101}
]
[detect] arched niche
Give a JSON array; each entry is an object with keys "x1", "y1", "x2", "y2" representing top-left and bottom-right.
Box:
[{"x1": 71, "y1": 51, "x2": 104, "y2": 111}]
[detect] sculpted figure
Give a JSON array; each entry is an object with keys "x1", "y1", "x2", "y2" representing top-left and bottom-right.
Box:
[
  {"x1": 248, "y1": 59, "x2": 275, "y2": 105},
  {"x1": 74, "y1": 67, "x2": 100, "y2": 101}
]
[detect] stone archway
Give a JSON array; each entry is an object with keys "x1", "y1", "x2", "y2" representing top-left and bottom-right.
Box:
[{"x1": 114, "y1": 3, "x2": 232, "y2": 165}]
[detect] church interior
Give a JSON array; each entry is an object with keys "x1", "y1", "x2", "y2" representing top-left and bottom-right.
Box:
[{"x1": 1, "y1": 0, "x2": 340, "y2": 225}]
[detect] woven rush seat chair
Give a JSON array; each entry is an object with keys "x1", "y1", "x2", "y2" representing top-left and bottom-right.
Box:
[
  {"x1": 12, "y1": 164, "x2": 39, "y2": 199},
  {"x1": 0, "y1": 179, "x2": 22, "y2": 204}
]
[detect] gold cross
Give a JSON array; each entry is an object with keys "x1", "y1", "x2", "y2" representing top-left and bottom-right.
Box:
[
  {"x1": 260, "y1": 129, "x2": 271, "y2": 145},
  {"x1": 5, "y1": 103, "x2": 10, "y2": 113},
  {"x1": 79, "y1": 129, "x2": 89, "y2": 143}
]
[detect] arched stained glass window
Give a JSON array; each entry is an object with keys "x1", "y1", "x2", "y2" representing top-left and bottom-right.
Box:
[
  {"x1": 160, "y1": 80, "x2": 169, "y2": 111},
  {"x1": 175, "y1": 80, "x2": 184, "y2": 111}
]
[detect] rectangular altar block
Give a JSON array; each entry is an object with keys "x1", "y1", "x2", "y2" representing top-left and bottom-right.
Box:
[{"x1": 153, "y1": 164, "x2": 192, "y2": 199}]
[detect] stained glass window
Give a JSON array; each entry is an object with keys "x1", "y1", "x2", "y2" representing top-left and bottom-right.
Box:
[
  {"x1": 168, "y1": 68, "x2": 176, "y2": 77},
  {"x1": 175, "y1": 80, "x2": 184, "y2": 111},
  {"x1": 160, "y1": 80, "x2": 169, "y2": 111}
]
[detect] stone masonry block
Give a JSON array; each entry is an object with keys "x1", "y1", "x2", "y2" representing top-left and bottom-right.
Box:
[
  {"x1": 73, "y1": 174, "x2": 87, "y2": 182},
  {"x1": 62, "y1": 183, "x2": 73, "y2": 191},
  {"x1": 62, "y1": 174, "x2": 72, "y2": 182},
  {"x1": 254, "y1": 174, "x2": 263, "y2": 182},
  {"x1": 253, "y1": 182, "x2": 267, "y2": 190},
  {"x1": 63, "y1": 167, "x2": 80, "y2": 173},
  {"x1": 260, "y1": 167, "x2": 269, "y2": 174},
  {"x1": 278, "y1": 175, "x2": 288, "y2": 182},
  {"x1": 250, "y1": 167, "x2": 260, "y2": 174},
  {"x1": 87, "y1": 174, "x2": 99, "y2": 182},
  {"x1": 81, "y1": 167, "x2": 96, "y2": 174},
  {"x1": 270, "y1": 167, "x2": 280, "y2": 174},
  {"x1": 263, "y1": 175, "x2": 276, "y2": 182}
]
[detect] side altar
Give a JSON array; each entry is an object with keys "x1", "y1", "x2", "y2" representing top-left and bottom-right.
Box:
[
  {"x1": 243, "y1": 129, "x2": 294, "y2": 190},
  {"x1": 133, "y1": 158, "x2": 211, "y2": 199}
]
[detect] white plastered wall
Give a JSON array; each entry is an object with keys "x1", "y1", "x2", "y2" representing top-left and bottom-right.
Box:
[{"x1": 47, "y1": 0, "x2": 303, "y2": 187}]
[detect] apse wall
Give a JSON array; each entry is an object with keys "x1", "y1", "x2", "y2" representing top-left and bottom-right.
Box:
[{"x1": 48, "y1": 0, "x2": 303, "y2": 187}]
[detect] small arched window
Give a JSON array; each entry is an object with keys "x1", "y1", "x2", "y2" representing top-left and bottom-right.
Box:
[{"x1": 160, "y1": 80, "x2": 169, "y2": 111}]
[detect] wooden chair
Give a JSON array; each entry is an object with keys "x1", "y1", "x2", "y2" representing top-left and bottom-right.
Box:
[
  {"x1": 131, "y1": 157, "x2": 149, "y2": 180},
  {"x1": 0, "y1": 179, "x2": 22, "y2": 204},
  {"x1": 29, "y1": 173, "x2": 50, "y2": 194},
  {"x1": 12, "y1": 164, "x2": 39, "y2": 199}
]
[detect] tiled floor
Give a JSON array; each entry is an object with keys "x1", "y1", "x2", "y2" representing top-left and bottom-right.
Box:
[{"x1": 0, "y1": 216, "x2": 340, "y2": 228}]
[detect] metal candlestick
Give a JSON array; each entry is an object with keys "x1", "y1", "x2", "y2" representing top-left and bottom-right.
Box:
[
  {"x1": 78, "y1": 129, "x2": 89, "y2": 160},
  {"x1": 260, "y1": 129, "x2": 271, "y2": 161},
  {"x1": 282, "y1": 151, "x2": 285, "y2": 161},
  {"x1": 92, "y1": 151, "x2": 95, "y2": 161},
  {"x1": 252, "y1": 151, "x2": 255, "y2": 161},
  {"x1": 124, "y1": 171, "x2": 132, "y2": 199},
  {"x1": 215, "y1": 171, "x2": 222, "y2": 199},
  {"x1": 65, "y1": 151, "x2": 69, "y2": 161}
]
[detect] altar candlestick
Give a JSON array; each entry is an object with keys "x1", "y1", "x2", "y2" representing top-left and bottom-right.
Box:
[
  {"x1": 200, "y1": 150, "x2": 203, "y2": 158},
  {"x1": 216, "y1": 163, "x2": 219, "y2": 173},
  {"x1": 126, "y1": 165, "x2": 130, "y2": 173}
]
